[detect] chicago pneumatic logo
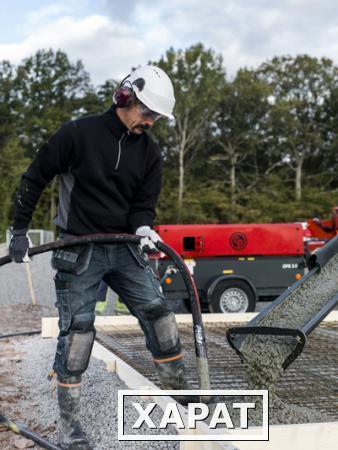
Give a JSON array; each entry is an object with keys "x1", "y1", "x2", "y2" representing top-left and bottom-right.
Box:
[{"x1": 230, "y1": 232, "x2": 248, "y2": 250}]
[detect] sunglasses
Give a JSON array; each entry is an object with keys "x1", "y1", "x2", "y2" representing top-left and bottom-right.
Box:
[{"x1": 137, "y1": 102, "x2": 162, "y2": 121}]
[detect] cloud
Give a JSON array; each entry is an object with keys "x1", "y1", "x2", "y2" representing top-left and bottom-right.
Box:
[
  {"x1": 24, "y1": 3, "x2": 73, "y2": 32},
  {"x1": 0, "y1": 14, "x2": 150, "y2": 85},
  {"x1": 0, "y1": 0, "x2": 338, "y2": 86}
]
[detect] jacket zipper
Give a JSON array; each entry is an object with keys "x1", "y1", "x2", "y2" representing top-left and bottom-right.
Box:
[{"x1": 115, "y1": 131, "x2": 128, "y2": 170}]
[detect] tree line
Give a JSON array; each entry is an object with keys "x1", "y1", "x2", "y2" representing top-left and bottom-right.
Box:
[{"x1": 0, "y1": 44, "x2": 337, "y2": 241}]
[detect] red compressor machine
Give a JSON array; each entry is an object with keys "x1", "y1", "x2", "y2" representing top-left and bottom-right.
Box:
[{"x1": 153, "y1": 223, "x2": 306, "y2": 314}]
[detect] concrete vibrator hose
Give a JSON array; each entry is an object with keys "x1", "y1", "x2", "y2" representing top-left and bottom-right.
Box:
[
  {"x1": 0, "y1": 233, "x2": 210, "y2": 449},
  {"x1": 0, "y1": 414, "x2": 63, "y2": 450}
]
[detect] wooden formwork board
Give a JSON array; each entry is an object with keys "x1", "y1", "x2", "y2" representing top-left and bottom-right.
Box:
[{"x1": 41, "y1": 311, "x2": 338, "y2": 338}]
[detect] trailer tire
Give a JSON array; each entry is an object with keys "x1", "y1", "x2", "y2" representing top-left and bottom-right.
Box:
[{"x1": 209, "y1": 280, "x2": 256, "y2": 313}]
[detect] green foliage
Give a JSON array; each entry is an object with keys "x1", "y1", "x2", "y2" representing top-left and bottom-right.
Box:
[
  {"x1": 0, "y1": 137, "x2": 30, "y2": 240},
  {"x1": 151, "y1": 43, "x2": 227, "y2": 219},
  {"x1": 0, "y1": 47, "x2": 337, "y2": 239},
  {"x1": 211, "y1": 69, "x2": 273, "y2": 203},
  {"x1": 257, "y1": 55, "x2": 338, "y2": 200},
  {"x1": 7, "y1": 49, "x2": 96, "y2": 231},
  {"x1": 0, "y1": 61, "x2": 17, "y2": 147},
  {"x1": 14, "y1": 49, "x2": 92, "y2": 153}
]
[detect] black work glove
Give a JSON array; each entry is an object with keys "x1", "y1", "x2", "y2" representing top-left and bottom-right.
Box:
[{"x1": 9, "y1": 228, "x2": 31, "y2": 262}]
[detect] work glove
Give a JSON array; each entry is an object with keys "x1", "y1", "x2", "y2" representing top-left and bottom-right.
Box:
[
  {"x1": 135, "y1": 226, "x2": 163, "y2": 254},
  {"x1": 9, "y1": 228, "x2": 32, "y2": 263}
]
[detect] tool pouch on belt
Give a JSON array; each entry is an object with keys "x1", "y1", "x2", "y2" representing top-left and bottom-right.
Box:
[
  {"x1": 126, "y1": 243, "x2": 149, "y2": 268},
  {"x1": 51, "y1": 244, "x2": 94, "y2": 275}
]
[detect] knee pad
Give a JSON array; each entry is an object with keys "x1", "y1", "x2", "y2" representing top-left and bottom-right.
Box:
[
  {"x1": 54, "y1": 329, "x2": 96, "y2": 377},
  {"x1": 153, "y1": 312, "x2": 180, "y2": 353},
  {"x1": 139, "y1": 297, "x2": 171, "y2": 320}
]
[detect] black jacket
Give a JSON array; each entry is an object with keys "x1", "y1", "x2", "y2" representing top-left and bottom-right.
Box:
[{"x1": 13, "y1": 106, "x2": 162, "y2": 234}]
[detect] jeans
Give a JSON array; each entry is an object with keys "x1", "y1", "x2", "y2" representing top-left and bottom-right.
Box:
[{"x1": 52, "y1": 242, "x2": 182, "y2": 378}]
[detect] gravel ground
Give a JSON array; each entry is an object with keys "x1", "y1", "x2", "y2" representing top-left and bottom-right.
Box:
[{"x1": 1, "y1": 335, "x2": 179, "y2": 450}]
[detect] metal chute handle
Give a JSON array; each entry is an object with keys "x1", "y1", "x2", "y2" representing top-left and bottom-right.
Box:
[{"x1": 226, "y1": 325, "x2": 306, "y2": 369}]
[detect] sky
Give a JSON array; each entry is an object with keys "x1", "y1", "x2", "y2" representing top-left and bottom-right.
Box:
[{"x1": 1, "y1": 0, "x2": 338, "y2": 87}]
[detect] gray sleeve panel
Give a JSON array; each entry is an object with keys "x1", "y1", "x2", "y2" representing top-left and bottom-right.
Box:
[{"x1": 54, "y1": 170, "x2": 75, "y2": 230}]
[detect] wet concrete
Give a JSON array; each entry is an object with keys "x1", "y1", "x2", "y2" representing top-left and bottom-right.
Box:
[
  {"x1": 258, "y1": 254, "x2": 338, "y2": 330},
  {"x1": 239, "y1": 254, "x2": 338, "y2": 424}
]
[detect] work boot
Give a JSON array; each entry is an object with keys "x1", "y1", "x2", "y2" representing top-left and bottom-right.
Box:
[
  {"x1": 57, "y1": 376, "x2": 93, "y2": 450},
  {"x1": 154, "y1": 358, "x2": 200, "y2": 405}
]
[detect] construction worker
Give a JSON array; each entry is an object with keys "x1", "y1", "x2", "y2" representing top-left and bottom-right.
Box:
[{"x1": 8, "y1": 65, "x2": 196, "y2": 450}]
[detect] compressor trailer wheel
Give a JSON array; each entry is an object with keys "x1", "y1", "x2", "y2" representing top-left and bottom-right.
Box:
[{"x1": 210, "y1": 279, "x2": 256, "y2": 313}]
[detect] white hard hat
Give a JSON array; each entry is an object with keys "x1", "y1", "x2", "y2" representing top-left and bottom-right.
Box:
[{"x1": 127, "y1": 65, "x2": 175, "y2": 119}]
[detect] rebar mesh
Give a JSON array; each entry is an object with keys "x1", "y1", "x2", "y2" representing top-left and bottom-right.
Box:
[{"x1": 96, "y1": 321, "x2": 338, "y2": 422}]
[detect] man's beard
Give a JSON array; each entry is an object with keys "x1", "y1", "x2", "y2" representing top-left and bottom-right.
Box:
[{"x1": 131, "y1": 123, "x2": 149, "y2": 134}]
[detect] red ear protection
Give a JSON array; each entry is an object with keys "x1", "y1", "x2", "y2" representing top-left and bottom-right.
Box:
[
  {"x1": 113, "y1": 76, "x2": 145, "y2": 108},
  {"x1": 114, "y1": 85, "x2": 133, "y2": 107}
]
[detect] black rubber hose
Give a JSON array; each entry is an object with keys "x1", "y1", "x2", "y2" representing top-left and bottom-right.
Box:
[
  {"x1": 0, "y1": 233, "x2": 141, "y2": 266},
  {"x1": 0, "y1": 233, "x2": 210, "y2": 388},
  {"x1": 157, "y1": 240, "x2": 208, "y2": 360},
  {"x1": 0, "y1": 330, "x2": 40, "y2": 339},
  {"x1": 0, "y1": 414, "x2": 62, "y2": 450}
]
